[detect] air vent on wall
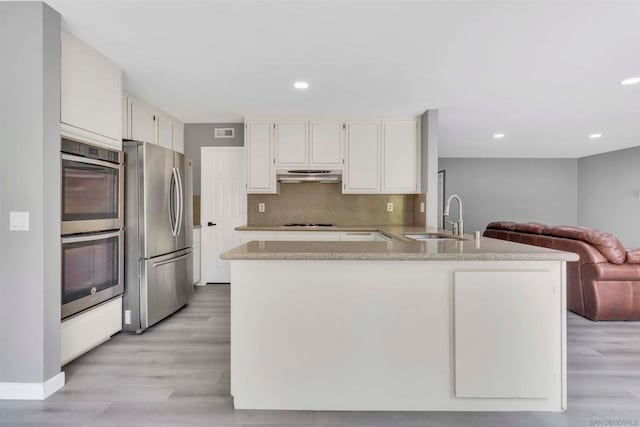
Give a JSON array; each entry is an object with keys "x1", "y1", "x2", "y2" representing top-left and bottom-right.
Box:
[{"x1": 214, "y1": 128, "x2": 235, "y2": 139}]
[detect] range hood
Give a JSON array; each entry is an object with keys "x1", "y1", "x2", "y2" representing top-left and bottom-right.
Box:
[{"x1": 277, "y1": 169, "x2": 342, "y2": 184}]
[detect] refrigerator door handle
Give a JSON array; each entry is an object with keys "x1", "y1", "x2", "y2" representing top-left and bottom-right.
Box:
[
  {"x1": 152, "y1": 251, "x2": 191, "y2": 267},
  {"x1": 169, "y1": 167, "x2": 179, "y2": 237},
  {"x1": 168, "y1": 168, "x2": 174, "y2": 236},
  {"x1": 175, "y1": 166, "x2": 184, "y2": 237}
]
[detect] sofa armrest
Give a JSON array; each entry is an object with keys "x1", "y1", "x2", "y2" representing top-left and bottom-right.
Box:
[
  {"x1": 627, "y1": 249, "x2": 640, "y2": 264},
  {"x1": 582, "y1": 262, "x2": 640, "y2": 281}
]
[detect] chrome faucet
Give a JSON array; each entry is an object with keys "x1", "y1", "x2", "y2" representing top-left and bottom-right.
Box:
[{"x1": 444, "y1": 194, "x2": 464, "y2": 236}]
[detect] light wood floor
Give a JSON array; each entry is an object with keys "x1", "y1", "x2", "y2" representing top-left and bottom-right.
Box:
[{"x1": 1, "y1": 285, "x2": 639, "y2": 426}]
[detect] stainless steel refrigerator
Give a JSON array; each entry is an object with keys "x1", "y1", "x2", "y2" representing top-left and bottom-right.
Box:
[{"x1": 123, "y1": 140, "x2": 193, "y2": 333}]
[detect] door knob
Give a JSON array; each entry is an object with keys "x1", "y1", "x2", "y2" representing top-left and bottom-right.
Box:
[{"x1": 207, "y1": 222, "x2": 216, "y2": 227}]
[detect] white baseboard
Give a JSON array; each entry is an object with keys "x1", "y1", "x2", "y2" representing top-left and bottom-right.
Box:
[{"x1": 0, "y1": 372, "x2": 65, "y2": 400}]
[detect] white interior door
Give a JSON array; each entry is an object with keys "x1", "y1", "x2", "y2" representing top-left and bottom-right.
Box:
[{"x1": 201, "y1": 147, "x2": 246, "y2": 283}]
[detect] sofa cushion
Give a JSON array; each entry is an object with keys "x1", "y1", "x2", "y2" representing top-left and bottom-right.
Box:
[
  {"x1": 543, "y1": 225, "x2": 627, "y2": 264},
  {"x1": 627, "y1": 249, "x2": 640, "y2": 264},
  {"x1": 511, "y1": 222, "x2": 548, "y2": 235},
  {"x1": 486, "y1": 221, "x2": 517, "y2": 231}
]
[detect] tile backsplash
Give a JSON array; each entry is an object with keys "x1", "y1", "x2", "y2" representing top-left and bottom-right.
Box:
[{"x1": 247, "y1": 183, "x2": 426, "y2": 226}]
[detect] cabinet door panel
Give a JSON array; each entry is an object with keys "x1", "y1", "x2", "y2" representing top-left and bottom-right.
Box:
[
  {"x1": 129, "y1": 98, "x2": 157, "y2": 144},
  {"x1": 454, "y1": 271, "x2": 556, "y2": 398},
  {"x1": 61, "y1": 31, "x2": 122, "y2": 144},
  {"x1": 246, "y1": 122, "x2": 274, "y2": 193},
  {"x1": 382, "y1": 121, "x2": 418, "y2": 193},
  {"x1": 275, "y1": 122, "x2": 308, "y2": 166},
  {"x1": 173, "y1": 122, "x2": 185, "y2": 154},
  {"x1": 157, "y1": 115, "x2": 173, "y2": 150},
  {"x1": 310, "y1": 122, "x2": 343, "y2": 166},
  {"x1": 345, "y1": 122, "x2": 380, "y2": 192}
]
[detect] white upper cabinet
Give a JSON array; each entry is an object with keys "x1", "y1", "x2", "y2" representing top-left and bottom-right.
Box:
[
  {"x1": 275, "y1": 122, "x2": 308, "y2": 166},
  {"x1": 309, "y1": 121, "x2": 343, "y2": 167},
  {"x1": 382, "y1": 121, "x2": 419, "y2": 193},
  {"x1": 128, "y1": 97, "x2": 156, "y2": 144},
  {"x1": 124, "y1": 94, "x2": 185, "y2": 153},
  {"x1": 344, "y1": 122, "x2": 381, "y2": 193},
  {"x1": 246, "y1": 122, "x2": 276, "y2": 193},
  {"x1": 61, "y1": 31, "x2": 122, "y2": 150},
  {"x1": 173, "y1": 122, "x2": 185, "y2": 154},
  {"x1": 245, "y1": 117, "x2": 419, "y2": 195},
  {"x1": 157, "y1": 114, "x2": 173, "y2": 150}
]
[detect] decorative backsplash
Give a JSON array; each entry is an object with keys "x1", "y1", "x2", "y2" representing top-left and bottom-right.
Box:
[{"x1": 247, "y1": 183, "x2": 426, "y2": 226}]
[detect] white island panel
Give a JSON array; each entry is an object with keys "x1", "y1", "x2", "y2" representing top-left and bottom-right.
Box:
[{"x1": 230, "y1": 259, "x2": 566, "y2": 412}]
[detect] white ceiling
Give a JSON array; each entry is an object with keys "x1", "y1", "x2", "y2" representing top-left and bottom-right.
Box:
[{"x1": 47, "y1": 0, "x2": 640, "y2": 158}]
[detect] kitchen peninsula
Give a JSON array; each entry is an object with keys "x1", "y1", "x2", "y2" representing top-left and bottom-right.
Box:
[{"x1": 221, "y1": 228, "x2": 578, "y2": 412}]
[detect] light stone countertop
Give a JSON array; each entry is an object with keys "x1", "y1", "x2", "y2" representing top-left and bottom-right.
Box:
[{"x1": 223, "y1": 225, "x2": 579, "y2": 261}]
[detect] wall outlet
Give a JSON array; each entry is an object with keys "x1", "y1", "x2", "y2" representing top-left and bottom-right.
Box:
[
  {"x1": 258, "y1": 203, "x2": 266, "y2": 213},
  {"x1": 387, "y1": 203, "x2": 394, "y2": 212},
  {"x1": 124, "y1": 310, "x2": 131, "y2": 325},
  {"x1": 420, "y1": 202, "x2": 425, "y2": 213}
]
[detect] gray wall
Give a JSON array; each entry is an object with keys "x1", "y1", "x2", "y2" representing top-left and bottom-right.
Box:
[
  {"x1": 578, "y1": 146, "x2": 640, "y2": 248},
  {"x1": 185, "y1": 123, "x2": 244, "y2": 195},
  {"x1": 438, "y1": 158, "x2": 578, "y2": 234},
  {"x1": 0, "y1": 2, "x2": 61, "y2": 383}
]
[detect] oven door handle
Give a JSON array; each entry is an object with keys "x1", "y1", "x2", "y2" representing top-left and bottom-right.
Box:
[
  {"x1": 61, "y1": 230, "x2": 122, "y2": 244},
  {"x1": 61, "y1": 153, "x2": 121, "y2": 170},
  {"x1": 153, "y1": 251, "x2": 191, "y2": 267}
]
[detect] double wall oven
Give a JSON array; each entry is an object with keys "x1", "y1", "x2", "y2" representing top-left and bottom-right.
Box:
[{"x1": 61, "y1": 139, "x2": 124, "y2": 319}]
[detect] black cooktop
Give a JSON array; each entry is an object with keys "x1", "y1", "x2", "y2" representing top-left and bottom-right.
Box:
[{"x1": 283, "y1": 223, "x2": 334, "y2": 227}]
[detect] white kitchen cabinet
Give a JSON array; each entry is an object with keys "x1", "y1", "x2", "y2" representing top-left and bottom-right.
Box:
[
  {"x1": 157, "y1": 114, "x2": 173, "y2": 150},
  {"x1": 382, "y1": 121, "x2": 419, "y2": 193},
  {"x1": 309, "y1": 121, "x2": 343, "y2": 167},
  {"x1": 61, "y1": 31, "x2": 122, "y2": 150},
  {"x1": 128, "y1": 97, "x2": 156, "y2": 144},
  {"x1": 193, "y1": 228, "x2": 201, "y2": 286},
  {"x1": 275, "y1": 122, "x2": 308, "y2": 166},
  {"x1": 173, "y1": 122, "x2": 185, "y2": 154},
  {"x1": 454, "y1": 271, "x2": 556, "y2": 398},
  {"x1": 344, "y1": 122, "x2": 381, "y2": 193},
  {"x1": 124, "y1": 94, "x2": 185, "y2": 153},
  {"x1": 246, "y1": 122, "x2": 276, "y2": 193}
]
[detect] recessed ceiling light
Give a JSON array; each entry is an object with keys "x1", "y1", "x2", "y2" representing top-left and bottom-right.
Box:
[
  {"x1": 589, "y1": 133, "x2": 602, "y2": 139},
  {"x1": 493, "y1": 133, "x2": 505, "y2": 139},
  {"x1": 620, "y1": 77, "x2": 640, "y2": 86},
  {"x1": 293, "y1": 81, "x2": 309, "y2": 90}
]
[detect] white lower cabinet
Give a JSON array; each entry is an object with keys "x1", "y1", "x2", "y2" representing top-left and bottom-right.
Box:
[
  {"x1": 454, "y1": 271, "x2": 556, "y2": 398},
  {"x1": 193, "y1": 228, "x2": 201, "y2": 286},
  {"x1": 61, "y1": 296, "x2": 122, "y2": 366}
]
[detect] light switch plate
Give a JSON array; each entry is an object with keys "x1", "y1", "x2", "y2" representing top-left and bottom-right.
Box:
[
  {"x1": 420, "y1": 202, "x2": 425, "y2": 213},
  {"x1": 9, "y1": 211, "x2": 29, "y2": 231}
]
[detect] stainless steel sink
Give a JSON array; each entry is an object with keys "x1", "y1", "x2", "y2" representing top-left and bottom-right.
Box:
[{"x1": 404, "y1": 233, "x2": 458, "y2": 241}]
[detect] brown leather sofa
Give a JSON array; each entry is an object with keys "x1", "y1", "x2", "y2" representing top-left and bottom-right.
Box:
[{"x1": 484, "y1": 221, "x2": 640, "y2": 321}]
